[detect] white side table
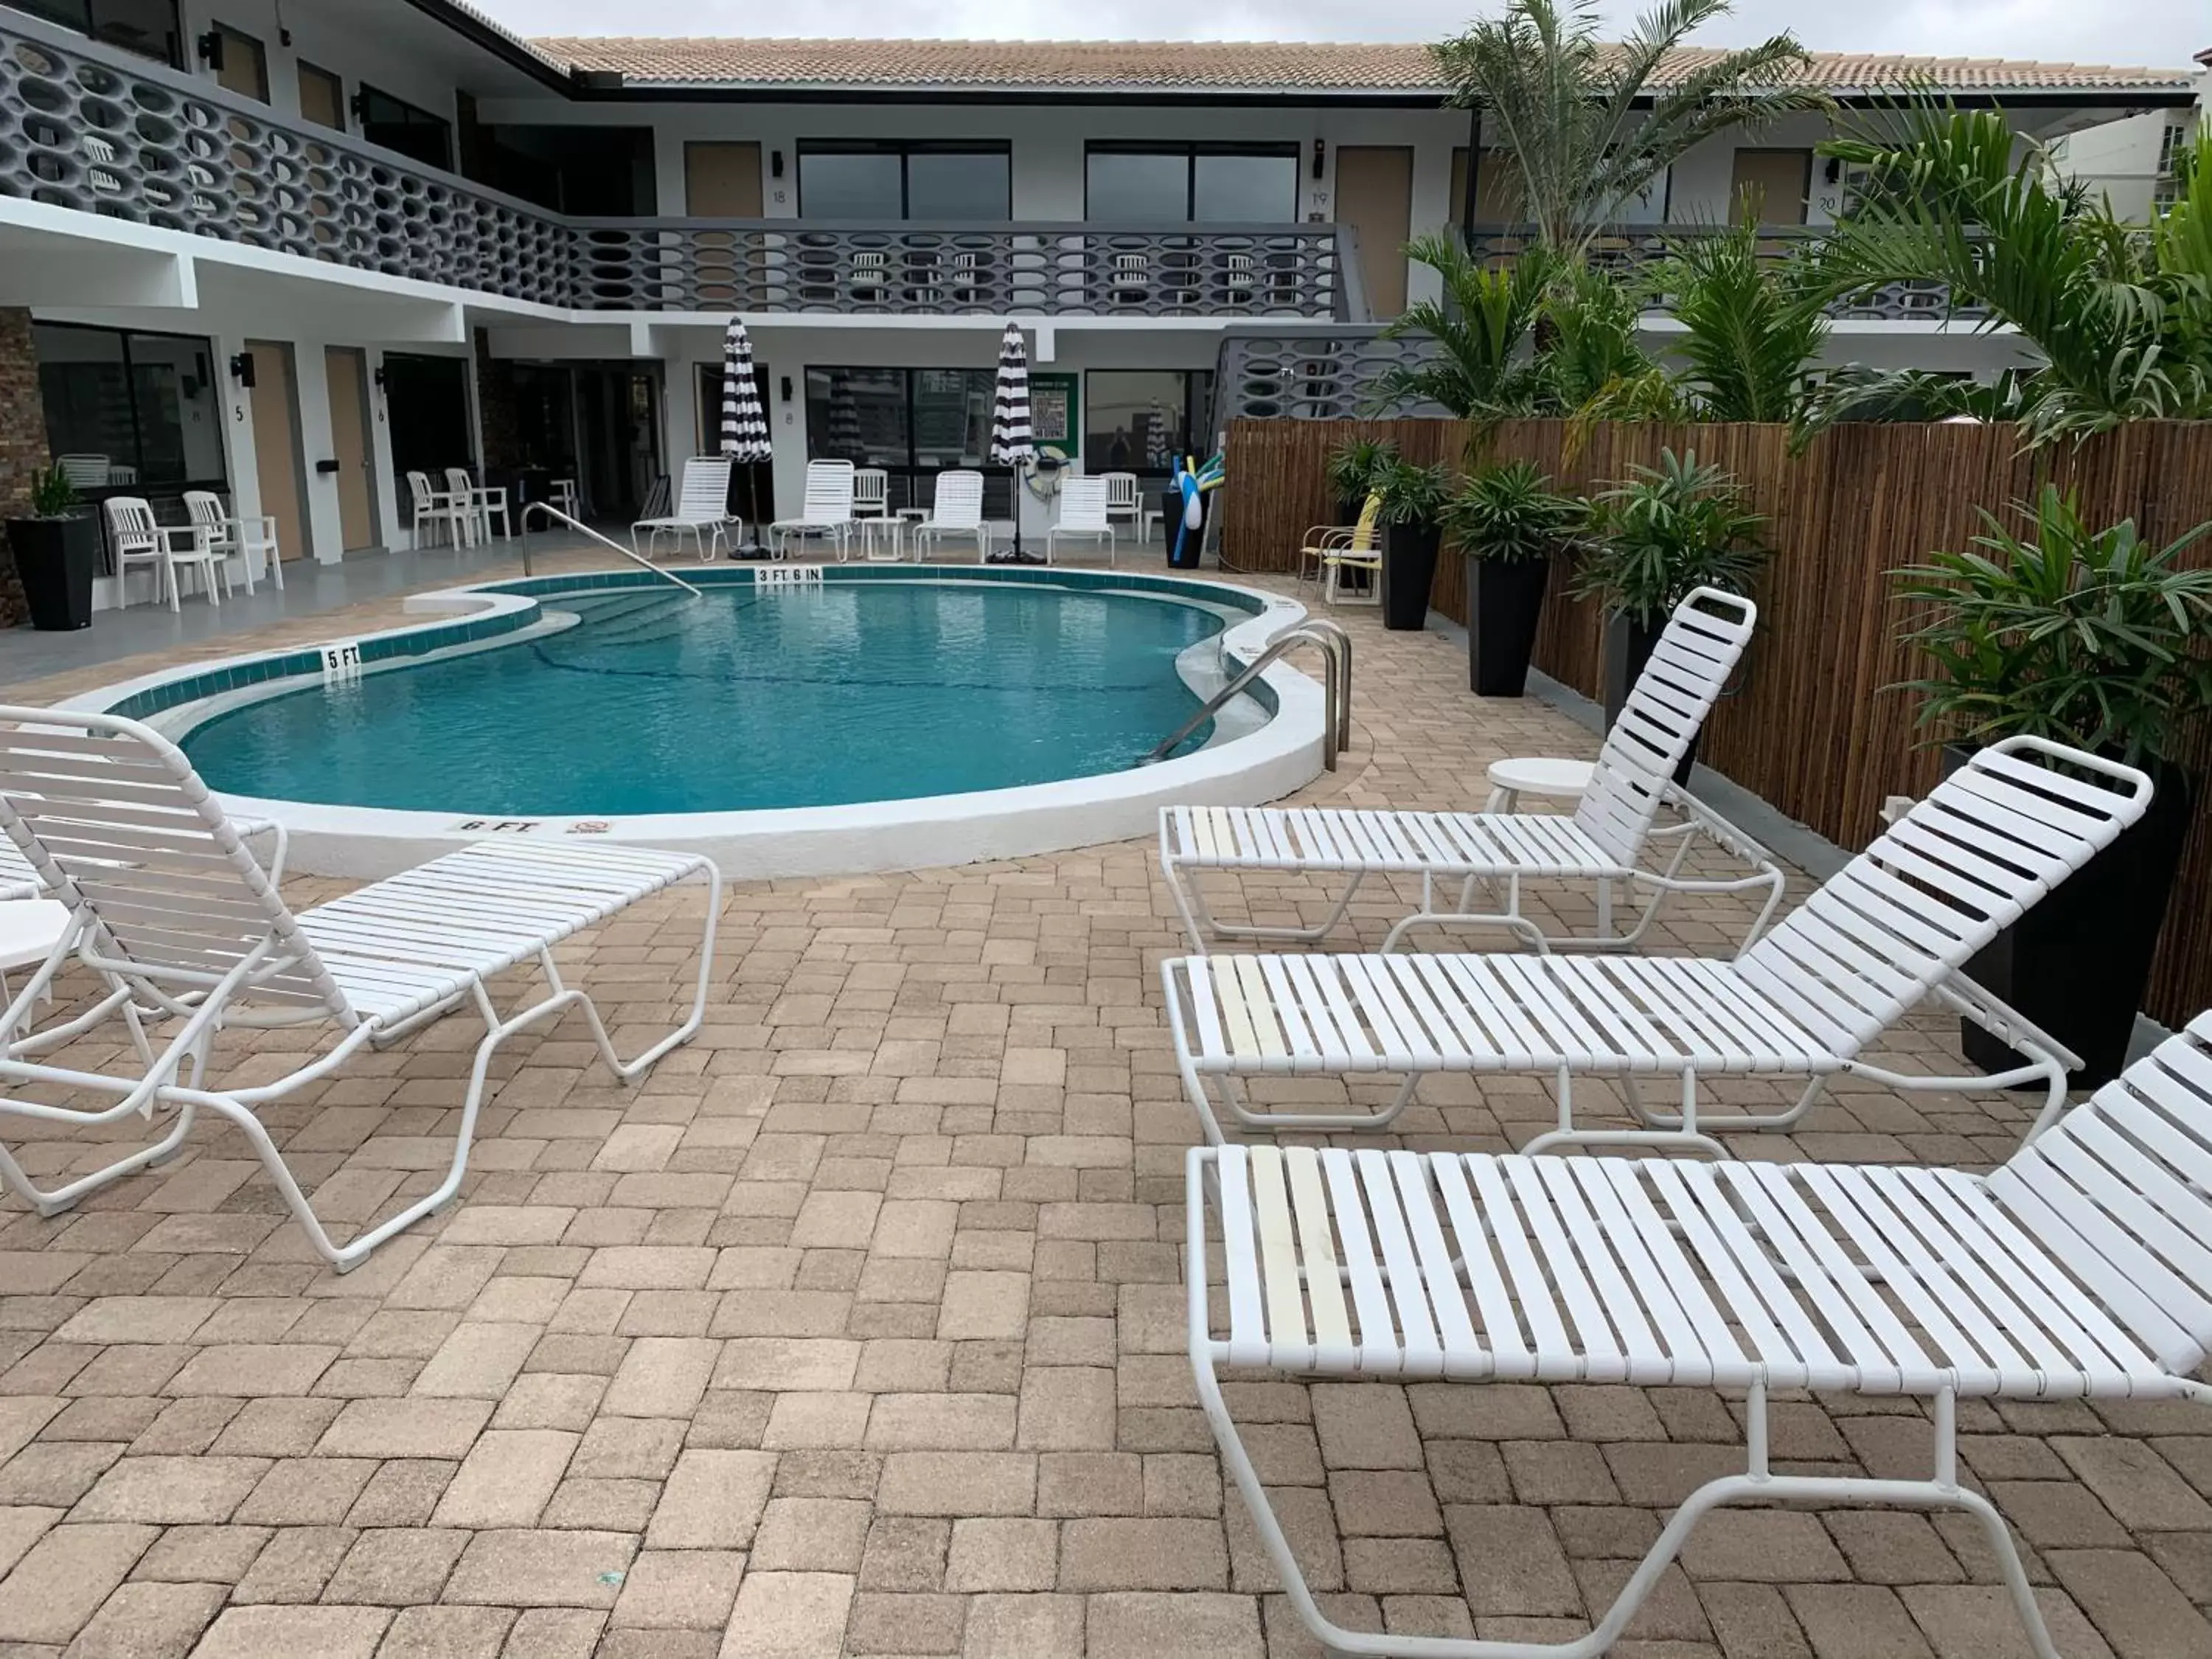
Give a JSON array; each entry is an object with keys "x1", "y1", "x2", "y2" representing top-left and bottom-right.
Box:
[
  {"x1": 0, "y1": 900, "x2": 70, "y2": 1042},
  {"x1": 1484, "y1": 756, "x2": 1596, "y2": 813},
  {"x1": 855, "y1": 517, "x2": 904, "y2": 563}
]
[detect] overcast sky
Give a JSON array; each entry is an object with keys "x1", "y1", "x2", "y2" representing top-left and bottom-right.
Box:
[{"x1": 475, "y1": 1, "x2": 2202, "y2": 70}]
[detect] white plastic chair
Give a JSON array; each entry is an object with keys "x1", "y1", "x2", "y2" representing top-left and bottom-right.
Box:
[
  {"x1": 770, "y1": 460, "x2": 856, "y2": 559},
  {"x1": 1164, "y1": 735, "x2": 2151, "y2": 1157},
  {"x1": 0, "y1": 706, "x2": 723, "y2": 1272},
  {"x1": 1100, "y1": 472, "x2": 1144, "y2": 543},
  {"x1": 102, "y1": 497, "x2": 226, "y2": 610},
  {"x1": 852, "y1": 467, "x2": 889, "y2": 519},
  {"x1": 447, "y1": 467, "x2": 511, "y2": 541},
  {"x1": 1046, "y1": 476, "x2": 1116, "y2": 565},
  {"x1": 910, "y1": 470, "x2": 990, "y2": 563},
  {"x1": 1189, "y1": 1005, "x2": 2212, "y2": 1659},
  {"x1": 183, "y1": 490, "x2": 282, "y2": 594},
  {"x1": 406, "y1": 470, "x2": 471, "y2": 550},
  {"x1": 631, "y1": 457, "x2": 736, "y2": 562},
  {"x1": 1162, "y1": 592, "x2": 1775, "y2": 953},
  {"x1": 54, "y1": 455, "x2": 111, "y2": 490}
]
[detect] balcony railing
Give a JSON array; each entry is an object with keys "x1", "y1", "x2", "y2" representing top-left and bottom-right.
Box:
[
  {"x1": 1464, "y1": 225, "x2": 1980, "y2": 324},
  {"x1": 0, "y1": 12, "x2": 1356, "y2": 319}
]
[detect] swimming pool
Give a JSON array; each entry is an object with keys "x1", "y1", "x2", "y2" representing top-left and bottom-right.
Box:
[
  {"x1": 72, "y1": 565, "x2": 1326, "y2": 880},
  {"x1": 182, "y1": 579, "x2": 1228, "y2": 815}
]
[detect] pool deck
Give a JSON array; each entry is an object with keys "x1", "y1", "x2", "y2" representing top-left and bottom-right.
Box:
[{"x1": 0, "y1": 555, "x2": 2205, "y2": 1659}]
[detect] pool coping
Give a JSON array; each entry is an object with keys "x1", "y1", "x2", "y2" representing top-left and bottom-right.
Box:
[{"x1": 56, "y1": 563, "x2": 1329, "y2": 880}]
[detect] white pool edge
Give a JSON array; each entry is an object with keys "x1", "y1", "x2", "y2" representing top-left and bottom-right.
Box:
[{"x1": 57, "y1": 566, "x2": 1328, "y2": 880}]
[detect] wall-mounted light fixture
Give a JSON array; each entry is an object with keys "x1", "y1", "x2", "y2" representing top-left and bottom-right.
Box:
[
  {"x1": 779, "y1": 375, "x2": 793, "y2": 403},
  {"x1": 228, "y1": 352, "x2": 256, "y2": 389},
  {"x1": 1311, "y1": 138, "x2": 1326, "y2": 181},
  {"x1": 1823, "y1": 156, "x2": 1842, "y2": 184},
  {"x1": 771, "y1": 150, "x2": 785, "y2": 179},
  {"x1": 372, "y1": 364, "x2": 387, "y2": 392},
  {"x1": 195, "y1": 29, "x2": 224, "y2": 70}
]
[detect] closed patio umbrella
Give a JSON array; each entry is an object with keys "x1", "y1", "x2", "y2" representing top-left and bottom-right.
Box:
[
  {"x1": 989, "y1": 321, "x2": 1037, "y2": 563},
  {"x1": 721, "y1": 317, "x2": 772, "y2": 555}
]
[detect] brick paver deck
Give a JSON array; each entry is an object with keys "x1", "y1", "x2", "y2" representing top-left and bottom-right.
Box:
[{"x1": 0, "y1": 558, "x2": 2204, "y2": 1658}]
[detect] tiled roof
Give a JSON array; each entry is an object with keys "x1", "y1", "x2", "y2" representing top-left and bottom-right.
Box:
[{"x1": 533, "y1": 36, "x2": 2197, "y2": 95}]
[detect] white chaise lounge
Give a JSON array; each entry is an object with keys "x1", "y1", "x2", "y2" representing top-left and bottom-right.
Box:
[
  {"x1": 1164, "y1": 737, "x2": 2149, "y2": 1155},
  {"x1": 1163, "y1": 590, "x2": 1774, "y2": 952},
  {"x1": 911, "y1": 468, "x2": 991, "y2": 563},
  {"x1": 0, "y1": 706, "x2": 722, "y2": 1270},
  {"x1": 633, "y1": 456, "x2": 737, "y2": 562},
  {"x1": 1188, "y1": 1008, "x2": 2212, "y2": 1659},
  {"x1": 771, "y1": 459, "x2": 857, "y2": 558}
]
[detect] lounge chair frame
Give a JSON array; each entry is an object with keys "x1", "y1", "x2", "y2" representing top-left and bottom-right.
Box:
[
  {"x1": 1165, "y1": 737, "x2": 2146, "y2": 1155},
  {"x1": 1189, "y1": 1009, "x2": 2212, "y2": 1658},
  {"x1": 0, "y1": 708, "x2": 722, "y2": 1270}
]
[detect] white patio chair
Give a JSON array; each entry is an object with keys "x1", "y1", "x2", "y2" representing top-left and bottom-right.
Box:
[
  {"x1": 909, "y1": 470, "x2": 990, "y2": 563},
  {"x1": 447, "y1": 467, "x2": 512, "y2": 542},
  {"x1": 102, "y1": 497, "x2": 226, "y2": 610},
  {"x1": 183, "y1": 490, "x2": 283, "y2": 595},
  {"x1": 1046, "y1": 476, "x2": 1116, "y2": 566},
  {"x1": 1189, "y1": 1006, "x2": 2212, "y2": 1659},
  {"x1": 1164, "y1": 736, "x2": 2151, "y2": 1156},
  {"x1": 770, "y1": 460, "x2": 856, "y2": 559},
  {"x1": 632, "y1": 456, "x2": 736, "y2": 563},
  {"x1": 852, "y1": 467, "x2": 889, "y2": 520},
  {"x1": 0, "y1": 706, "x2": 722, "y2": 1272},
  {"x1": 1100, "y1": 472, "x2": 1143, "y2": 542},
  {"x1": 1163, "y1": 591, "x2": 1776, "y2": 952},
  {"x1": 406, "y1": 470, "x2": 471, "y2": 550},
  {"x1": 54, "y1": 455, "x2": 111, "y2": 490}
]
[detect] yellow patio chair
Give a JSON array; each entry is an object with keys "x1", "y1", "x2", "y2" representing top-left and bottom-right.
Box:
[{"x1": 1298, "y1": 491, "x2": 1382, "y2": 605}]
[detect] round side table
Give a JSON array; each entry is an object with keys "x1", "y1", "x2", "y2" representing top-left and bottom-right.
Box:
[{"x1": 1484, "y1": 756, "x2": 1596, "y2": 813}]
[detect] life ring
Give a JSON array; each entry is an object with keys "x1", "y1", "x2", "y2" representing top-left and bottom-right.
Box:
[{"x1": 1022, "y1": 444, "x2": 1070, "y2": 500}]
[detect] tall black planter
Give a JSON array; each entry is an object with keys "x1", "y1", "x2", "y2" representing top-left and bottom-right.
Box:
[
  {"x1": 1603, "y1": 613, "x2": 1697, "y2": 785},
  {"x1": 1335, "y1": 494, "x2": 1363, "y2": 531},
  {"x1": 1468, "y1": 554, "x2": 1551, "y2": 697},
  {"x1": 1161, "y1": 488, "x2": 1208, "y2": 569},
  {"x1": 1951, "y1": 745, "x2": 2194, "y2": 1088},
  {"x1": 5, "y1": 515, "x2": 97, "y2": 630},
  {"x1": 1380, "y1": 522, "x2": 1440, "y2": 630}
]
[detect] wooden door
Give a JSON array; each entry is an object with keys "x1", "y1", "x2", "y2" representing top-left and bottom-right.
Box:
[
  {"x1": 246, "y1": 341, "x2": 306, "y2": 563},
  {"x1": 324, "y1": 347, "x2": 375, "y2": 551},
  {"x1": 685, "y1": 142, "x2": 763, "y2": 216},
  {"x1": 1334, "y1": 147, "x2": 1414, "y2": 318},
  {"x1": 215, "y1": 27, "x2": 268, "y2": 102},
  {"x1": 1730, "y1": 149, "x2": 1811, "y2": 225},
  {"x1": 297, "y1": 62, "x2": 345, "y2": 131}
]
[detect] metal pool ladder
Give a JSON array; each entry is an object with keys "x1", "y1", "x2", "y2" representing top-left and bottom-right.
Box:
[
  {"x1": 1146, "y1": 619, "x2": 1353, "y2": 771},
  {"x1": 518, "y1": 502, "x2": 704, "y2": 597}
]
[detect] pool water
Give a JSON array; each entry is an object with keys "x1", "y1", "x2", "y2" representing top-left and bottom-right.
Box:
[{"x1": 182, "y1": 579, "x2": 1228, "y2": 815}]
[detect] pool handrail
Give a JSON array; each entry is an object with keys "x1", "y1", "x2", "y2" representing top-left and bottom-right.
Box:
[
  {"x1": 519, "y1": 501, "x2": 705, "y2": 597},
  {"x1": 1147, "y1": 619, "x2": 1351, "y2": 772}
]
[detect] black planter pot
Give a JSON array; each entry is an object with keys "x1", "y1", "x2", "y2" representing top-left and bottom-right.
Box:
[
  {"x1": 1603, "y1": 613, "x2": 1697, "y2": 785},
  {"x1": 1468, "y1": 554, "x2": 1551, "y2": 697},
  {"x1": 5, "y1": 514, "x2": 97, "y2": 630},
  {"x1": 1335, "y1": 493, "x2": 1363, "y2": 530},
  {"x1": 1380, "y1": 521, "x2": 1441, "y2": 630},
  {"x1": 1161, "y1": 487, "x2": 1208, "y2": 569},
  {"x1": 1949, "y1": 744, "x2": 2194, "y2": 1088}
]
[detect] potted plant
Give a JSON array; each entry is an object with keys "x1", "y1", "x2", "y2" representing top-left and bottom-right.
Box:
[
  {"x1": 1572, "y1": 448, "x2": 1771, "y2": 774},
  {"x1": 1893, "y1": 484, "x2": 2212, "y2": 1086},
  {"x1": 1444, "y1": 459, "x2": 1580, "y2": 697},
  {"x1": 1324, "y1": 434, "x2": 1399, "y2": 528},
  {"x1": 1373, "y1": 457, "x2": 1453, "y2": 631},
  {"x1": 4, "y1": 466, "x2": 97, "y2": 631}
]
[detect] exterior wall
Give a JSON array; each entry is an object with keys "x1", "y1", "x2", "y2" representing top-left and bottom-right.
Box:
[
  {"x1": 0, "y1": 307, "x2": 47, "y2": 627},
  {"x1": 173, "y1": 0, "x2": 495, "y2": 137},
  {"x1": 2051, "y1": 110, "x2": 2187, "y2": 218}
]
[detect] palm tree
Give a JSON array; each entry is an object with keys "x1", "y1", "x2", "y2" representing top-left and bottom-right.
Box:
[
  {"x1": 1369, "y1": 230, "x2": 1560, "y2": 418},
  {"x1": 1433, "y1": 0, "x2": 1828, "y2": 262},
  {"x1": 1814, "y1": 108, "x2": 2212, "y2": 443},
  {"x1": 1655, "y1": 214, "x2": 1829, "y2": 421}
]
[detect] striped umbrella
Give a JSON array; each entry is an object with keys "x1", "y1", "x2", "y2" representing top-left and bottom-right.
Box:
[
  {"x1": 990, "y1": 323, "x2": 1036, "y2": 560},
  {"x1": 719, "y1": 317, "x2": 771, "y2": 463},
  {"x1": 720, "y1": 318, "x2": 771, "y2": 553}
]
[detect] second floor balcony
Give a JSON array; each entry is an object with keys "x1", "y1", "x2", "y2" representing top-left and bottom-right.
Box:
[{"x1": 0, "y1": 13, "x2": 1359, "y2": 321}]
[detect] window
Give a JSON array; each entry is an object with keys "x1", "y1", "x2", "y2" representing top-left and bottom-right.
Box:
[
  {"x1": 358, "y1": 85, "x2": 453, "y2": 173},
  {"x1": 210, "y1": 23, "x2": 267, "y2": 102},
  {"x1": 15, "y1": 0, "x2": 181, "y2": 66},
  {"x1": 1083, "y1": 370, "x2": 1215, "y2": 487},
  {"x1": 1085, "y1": 145, "x2": 1299, "y2": 223},
  {"x1": 380, "y1": 353, "x2": 474, "y2": 504},
  {"x1": 298, "y1": 61, "x2": 344, "y2": 131},
  {"x1": 33, "y1": 322, "x2": 228, "y2": 495},
  {"x1": 805, "y1": 367, "x2": 1012, "y2": 516},
  {"x1": 798, "y1": 143, "x2": 1011, "y2": 221}
]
